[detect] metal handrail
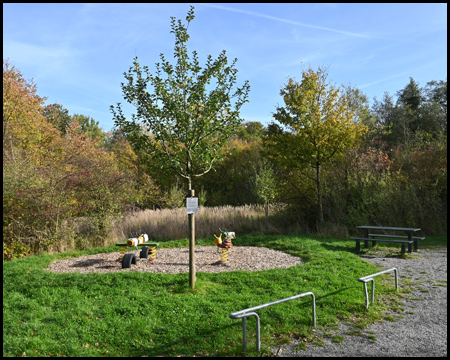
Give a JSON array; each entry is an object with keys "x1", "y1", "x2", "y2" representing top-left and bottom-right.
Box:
[
  {"x1": 358, "y1": 268, "x2": 398, "y2": 309},
  {"x1": 229, "y1": 292, "x2": 316, "y2": 353}
]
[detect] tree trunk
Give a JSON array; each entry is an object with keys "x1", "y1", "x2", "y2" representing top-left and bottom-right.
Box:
[
  {"x1": 187, "y1": 176, "x2": 192, "y2": 192},
  {"x1": 316, "y1": 162, "x2": 324, "y2": 232}
]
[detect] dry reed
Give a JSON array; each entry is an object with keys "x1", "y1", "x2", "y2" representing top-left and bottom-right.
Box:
[{"x1": 110, "y1": 205, "x2": 271, "y2": 243}]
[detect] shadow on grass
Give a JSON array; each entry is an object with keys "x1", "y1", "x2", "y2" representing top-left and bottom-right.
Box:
[
  {"x1": 317, "y1": 241, "x2": 357, "y2": 254},
  {"x1": 124, "y1": 322, "x2": 239, "y2": 357},
  {"x1": 315, "y1": 286, "x2": 354, "y2": 302},
  {"x1": 123, "y1": 284, "x2": 359, "y2": 357}
]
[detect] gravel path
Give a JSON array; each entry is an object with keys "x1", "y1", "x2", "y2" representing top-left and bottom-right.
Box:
[{"x1": 272, "y1": 247, "x2": 447, "y2": 357}]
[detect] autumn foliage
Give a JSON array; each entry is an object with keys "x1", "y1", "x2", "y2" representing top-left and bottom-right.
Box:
[
  {"x1": 3, "y1": 57, "x2": 447, "y2": 260},
  {"x1": 3, "y1": 60, "x2": 136, "y2": 259}
]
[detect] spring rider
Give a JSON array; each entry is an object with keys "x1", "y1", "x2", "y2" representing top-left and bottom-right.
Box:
[
  {"x1": 115, "y1": 233, "x2": 159, "y2": 269},
  {"x1": 213, "y1": 229, "x2": 236, "y2": 264}
]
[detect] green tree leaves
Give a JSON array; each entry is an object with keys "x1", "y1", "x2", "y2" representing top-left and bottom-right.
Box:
[
  {"x1": 267, "y1": 67, "x2": 367, "y2": 230},
  {"x1": 111, "y1": 5, "x2": 250, "y2": 191}
]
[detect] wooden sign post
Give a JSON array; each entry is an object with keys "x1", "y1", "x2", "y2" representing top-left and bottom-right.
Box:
[{"x1": 187, "y1": 190, "x2": 198, "y2": 289}]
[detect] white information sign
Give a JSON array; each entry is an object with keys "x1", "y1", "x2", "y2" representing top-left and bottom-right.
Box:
[{"x1": 186, "y1": 197, "x2": 199, "y2": 214}]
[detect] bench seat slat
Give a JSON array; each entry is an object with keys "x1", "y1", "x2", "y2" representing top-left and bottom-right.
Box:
[
  {"x1": 368, "y1": 234, "x2": 425, "y2": 240},
  {"x1": 350, "y1": 237, "x2": 412, "y2": 243},
  {"x1": 350, "y1": 237, "x2": 413, "y2": 254}
]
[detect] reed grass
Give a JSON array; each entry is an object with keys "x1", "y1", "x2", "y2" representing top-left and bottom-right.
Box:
[
  {"x1": 21, "y1": 205, "x2": 278, "y2": 257},
  {"x1": 110, "y1": 205, "x2": 274, "y2": 244}
]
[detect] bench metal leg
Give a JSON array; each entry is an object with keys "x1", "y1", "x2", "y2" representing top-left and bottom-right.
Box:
[
  {"x1": 356, "y1": 240, "x2": 360, "y2": 252},
  {"x1": 408, "y1": 242, "x2": 412, "y2": 253},
  {"x1": 414, "y1": 240, "x2": 418, "y2": 251},
  {"x1": 400, "y1": 244, "x2": 406, "y2": 254},
  {"x1": 364, "y1": 240, "x2": 369, "y2": 249}
]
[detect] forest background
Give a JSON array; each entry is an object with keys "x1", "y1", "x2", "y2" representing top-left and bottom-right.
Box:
[{"x1": 3, "y1": 58, "x2": 447, "y2": 260}]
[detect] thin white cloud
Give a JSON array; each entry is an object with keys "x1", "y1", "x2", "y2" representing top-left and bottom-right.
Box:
[
  {"x1": 360, "y1": 57, "x2": 446, "y2": 90},
  {"x1": 199, "y1": 3, "x2": 371, "y2": 39},
  {"x1": 4, "y1": 39, "x2": 81, "y2": 83},
  {"x1": 359, "y1": 72, "x2": 409, "y2": 89},
  {"x1": 68, "y1": 86, "x2": 113, "y2": 106},
  {"x1": 4, "y1": 40, "x2": 77, "y2": 65}
]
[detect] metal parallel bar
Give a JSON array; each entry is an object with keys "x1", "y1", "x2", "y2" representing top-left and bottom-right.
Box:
[
  {"x1": 362, "y1": 279, "x2": 374, "y2": 309},
  {"x1": 237, "y1": 312, "x2": 260, "y2": 352},
  {"x1": 230, "y1": 292, "x2": 315, "y2": 353},
  {"x1": 242, "y1": 317, "x2": 246, "y2": 351},
  {"x1": 358, "y1": 268, "x2": 398, "y2": 309},
  {"x1": 359, "y1": 268, "x2": 398, "y2": 282}
]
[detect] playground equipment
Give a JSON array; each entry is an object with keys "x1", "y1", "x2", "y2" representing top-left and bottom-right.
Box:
[
  {"x1": 230, "y1": 292, "x2": 316, "y2": 353},
  {"x1": 358, "y1": 268, "x2": 398, "y2": 309},
  {"x1": 213, "y1": 230, "x2": 235, "y2": 264},
  {"x1": 115, "y1": 233, "x2": 159, "y2": 269},
  {"x1": 127, "y1": 233, "x2": 148, "y2": 247}
]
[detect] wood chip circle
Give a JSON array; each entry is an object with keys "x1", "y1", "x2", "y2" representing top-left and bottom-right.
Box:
[{"x1": 44, "y1": 246, "x2": 303, "y2": 274}]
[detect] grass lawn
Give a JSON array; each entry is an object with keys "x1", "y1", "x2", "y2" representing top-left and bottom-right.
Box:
[{"x1": 3, "y1": 234, "x2": 446, "y2": 357}]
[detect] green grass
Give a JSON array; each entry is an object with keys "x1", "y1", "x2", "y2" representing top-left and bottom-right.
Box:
[
  {"x1": 3, "y1": 234, "x2": 446, "y2": 357},
  {"x1": 331, "y1": 335, "x2": 345, "y2": 343}
]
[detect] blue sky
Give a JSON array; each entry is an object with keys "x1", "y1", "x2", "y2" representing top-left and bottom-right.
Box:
[{"x1": 3, "y1": 3, "x2": 447, "y2": 133}]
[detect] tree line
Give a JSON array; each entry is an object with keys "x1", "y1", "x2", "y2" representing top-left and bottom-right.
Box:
[{"x1": 3, "y1": 8, "x2": 446, "y2": 260}]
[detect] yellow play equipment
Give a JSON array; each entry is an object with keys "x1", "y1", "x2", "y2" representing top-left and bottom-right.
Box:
[
  {"x1": 115, "y1": 233, "x2": 158, "y2": 268},
  {"x1": 213, "y1": 230, "x2": 236, "y2": 264},
  {"x1": 213, "y1": 233, "x2": 223, "y2": 246}
]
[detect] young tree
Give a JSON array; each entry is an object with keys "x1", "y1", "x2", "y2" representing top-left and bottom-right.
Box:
[
  {"x1": 266, "y1": 67, "x2": 366, "y2": 231},
  {"x1": 111, "y1": 5, "x2": 250, "y2": 192},
  {"x1": 253, "y1": 158, "x2": 277, "y2": 225},
  {"x1": 110, "y1": 6, "x2": 250, "y2": 288}
]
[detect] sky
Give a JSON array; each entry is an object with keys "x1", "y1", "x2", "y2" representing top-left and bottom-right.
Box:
[{"x1": 3, "y1": 3, "x2": 447, "y2": 133}]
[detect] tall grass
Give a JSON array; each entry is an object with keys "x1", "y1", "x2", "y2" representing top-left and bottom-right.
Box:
[
  {"x1": 110, "y1": 205, "x2": 273, "y2": 243},
  {"x1": 20, "y1": 205, "x2": 273, "y2": 257}
]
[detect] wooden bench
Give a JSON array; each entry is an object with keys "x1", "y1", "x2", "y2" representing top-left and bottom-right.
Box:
[
  {"x1": 368, "y1": 234, "x2": 425, "y2": 251},
  {"x1": 356, "y1": 226, "x2": 423, "y2": 251},
  {"x1": 350, "y1": 237, "x2": 413, "y2": 254},
  {"x1": 368, "y1": 234, "x2": 425, "y2": 240}
]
